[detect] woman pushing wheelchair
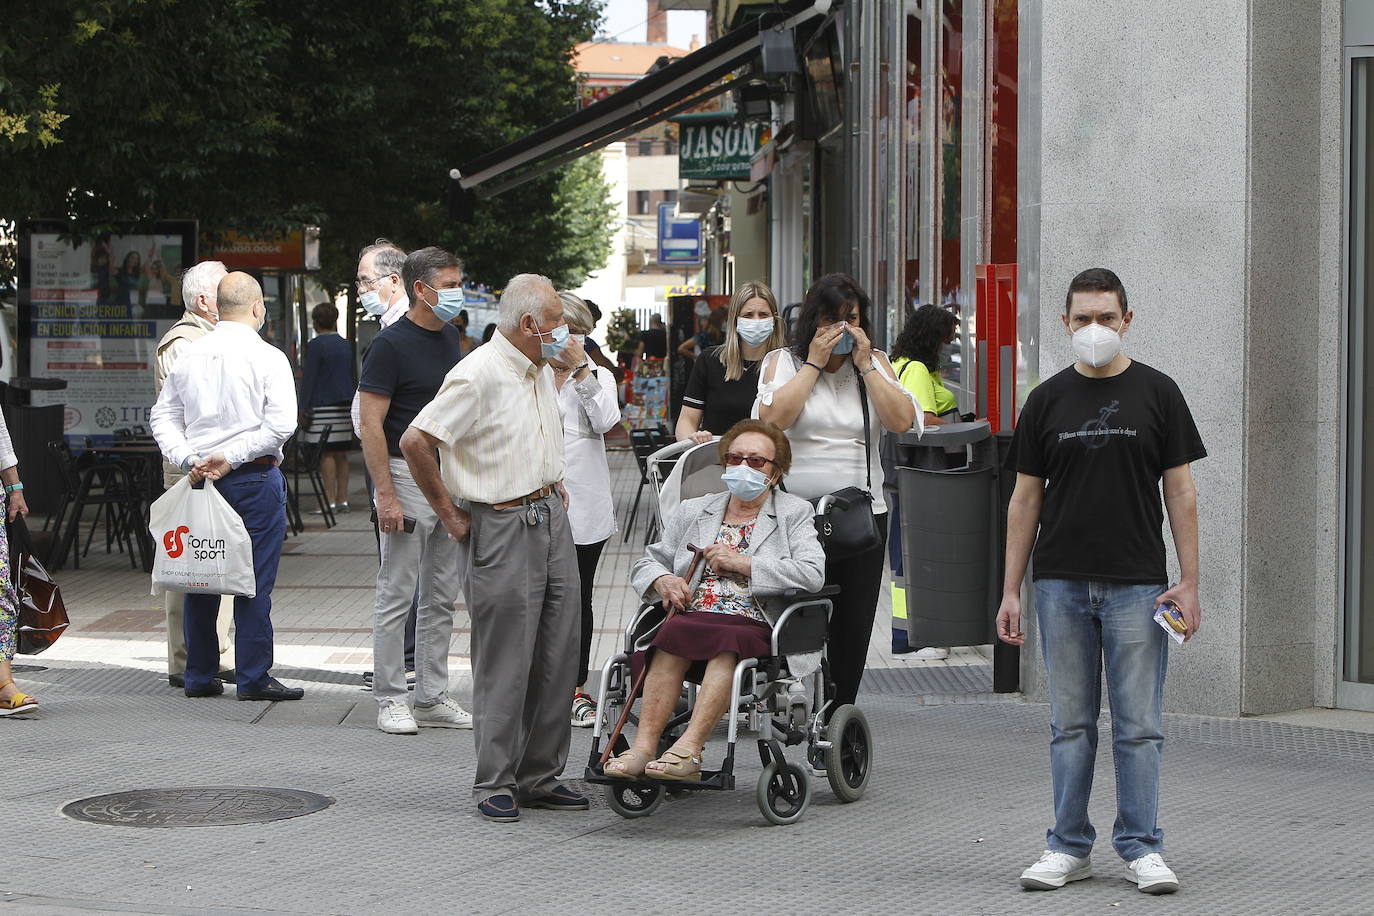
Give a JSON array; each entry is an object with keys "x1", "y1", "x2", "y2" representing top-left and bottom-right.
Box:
[{"x1": 605, "y1": 419, "x2": 824, "y2": 781}]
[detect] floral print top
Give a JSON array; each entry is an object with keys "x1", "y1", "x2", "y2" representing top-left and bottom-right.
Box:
[{"x1": 689, "y1": 521, "x2": 762, "y2": 622}]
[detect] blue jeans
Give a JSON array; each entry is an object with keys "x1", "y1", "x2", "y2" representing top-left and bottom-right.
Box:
[
  {"x1": 184, "y1": 466, "x2": 287, "y2": 694},
  {"x1": 1034, "y1": 579, "x2": 1168, "y2": 861}
]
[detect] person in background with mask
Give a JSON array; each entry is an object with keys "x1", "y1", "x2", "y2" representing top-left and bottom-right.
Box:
[
  {"x1": 350, "y1": 240, "x2": 421, "y2": 689},
  {"x1": 150, "y1": 272, "x2": 301, "y2": 701},
  {"x1": 154, "y1": 259, "x2": 235, "y2": 690},
  {"x1": 604, "y1": 419, "x2": 823, "y2": 781},
  {"x1": 401, "y1": 273, "x2": 584, "y2": 823},
  {"x1": 550, "y1": 292, "x2": 621, "y2": 728},
  {"x1": 676, "y1": 282, "x2": 787, "y2": 445},
  {"x1": 997, "y1": 267, "x2": 1205, "y2": 896},
  {"x1": 358, "y1": 246, "x2": 472, "y2": 735}
]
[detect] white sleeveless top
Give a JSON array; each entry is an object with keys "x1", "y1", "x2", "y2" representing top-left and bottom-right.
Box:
[{"x1": 752, "y1": 349, "x2": 921, "y2": 514}]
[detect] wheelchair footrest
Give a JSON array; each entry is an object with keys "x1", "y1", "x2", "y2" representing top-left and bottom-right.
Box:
[{"x1": 584, "y1": 769, "x2": 735, "y2": 791}]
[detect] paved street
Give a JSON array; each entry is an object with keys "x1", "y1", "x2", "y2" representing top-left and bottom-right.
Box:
[{"x1": 4, "y1": 452, "x2": 1374, "y2": 914}]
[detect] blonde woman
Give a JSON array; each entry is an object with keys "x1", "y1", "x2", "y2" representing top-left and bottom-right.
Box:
[{"x1": 675, "y1": 282, "x2": 787, "y2": 445}]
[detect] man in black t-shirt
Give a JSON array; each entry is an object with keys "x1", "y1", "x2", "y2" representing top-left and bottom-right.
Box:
[
  {"x1": 998, "y1": 268, "x2": 1205, "y2": 896},
  {"x1": 358, "y1": 246, "x2": 473, "y2": 737},
  {"x1": 636, "y1": 314, "x2": 668, "y2": 359}
]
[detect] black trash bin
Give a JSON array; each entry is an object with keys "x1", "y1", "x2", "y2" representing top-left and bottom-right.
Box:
[{"x1": 896, "y1": 421, "x2": 997, "y2": 649}]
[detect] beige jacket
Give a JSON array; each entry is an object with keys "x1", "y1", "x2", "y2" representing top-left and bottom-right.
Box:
[{"x1": 154, "y1": 310, "x2": 216, "y2": 486}]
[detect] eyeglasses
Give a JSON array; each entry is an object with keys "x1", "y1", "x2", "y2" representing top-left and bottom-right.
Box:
[
  {"x1": 355, "y1": 274, "x2": 392, "y2": 289},
  {"x1": 724, "y1": 453, "x2": 775, "y2": 470}
]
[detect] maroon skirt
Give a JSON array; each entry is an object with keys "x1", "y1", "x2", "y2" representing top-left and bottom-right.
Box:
[{"x1": 631, "y1": 611, "x2": 772, "y2": 684}]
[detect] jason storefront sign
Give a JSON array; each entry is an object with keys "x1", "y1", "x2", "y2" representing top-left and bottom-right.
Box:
[{"x1": 674, "y1": 113, "x2": 766, "y2": 182}]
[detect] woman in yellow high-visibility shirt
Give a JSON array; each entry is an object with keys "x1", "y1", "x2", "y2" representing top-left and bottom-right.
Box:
[{"x1": 889, "y1": 304, "x2": 962, "y2": 658}]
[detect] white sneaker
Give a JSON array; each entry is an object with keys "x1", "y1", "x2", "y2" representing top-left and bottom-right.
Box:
[
  {"x1": 914, "y1": 646, "x2": 950, "y2": 660},
  {"x1": 412, "y1": 695, "x2": 474, "y2": 729},
  {"x1": 377, "y1": 702, "x2": 418, "y2": 735},
  {"x1": 1124, "y1": 853, "x2": 1179, "y2": 894},
  {"x1": 1019, "y1": 850, "x2": 1092, "y2": 890}
]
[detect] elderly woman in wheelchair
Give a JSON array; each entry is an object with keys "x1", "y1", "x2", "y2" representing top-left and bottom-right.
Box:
[{"x1": 604, "y1": 419, "x2": 825, "y2": 782}]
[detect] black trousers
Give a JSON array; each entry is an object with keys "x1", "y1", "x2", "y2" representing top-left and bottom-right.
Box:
[
  {"x1": 824, "y1": 515, "x2": 889, "y2": 709},
  {"x1": 574, "y1": 539, "x2": 607, "y2": 687}
]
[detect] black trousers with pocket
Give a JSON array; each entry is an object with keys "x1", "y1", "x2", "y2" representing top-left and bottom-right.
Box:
[{"x1": 823, "y1": 514, "x2": 889, "y2": 709}]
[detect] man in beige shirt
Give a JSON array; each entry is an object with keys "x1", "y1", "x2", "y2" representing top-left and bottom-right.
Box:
[
  {"x1": 402, "y1": 273, "x2": 585, "y2": 823},
  {"x1": 153, "y1": 259, "x2": 235, "y2": 689}
]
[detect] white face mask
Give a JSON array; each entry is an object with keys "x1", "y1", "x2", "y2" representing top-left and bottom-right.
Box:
[
  {"x1": 736, "y1": 316, "x2": 775, "y2": 347},
  {"x1": 1072, "y1": 323, "x2": 1122, "y2": 368}
]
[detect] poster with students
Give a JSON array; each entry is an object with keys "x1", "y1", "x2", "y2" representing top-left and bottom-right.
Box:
[{"x1": 18, "y1": 221, "x2": 197, "y2": 444}]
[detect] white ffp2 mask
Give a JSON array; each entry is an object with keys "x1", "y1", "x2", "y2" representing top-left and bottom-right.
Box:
[{"x1": 1072, "y1": 323, "x2": 1122, "y2": 368}]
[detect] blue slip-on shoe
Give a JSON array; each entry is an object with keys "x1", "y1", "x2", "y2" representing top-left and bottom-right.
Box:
[
  {"x1": 477, "y1": 794, "x2": 521, "y2": 823},
  {"x1": 526, "y1": 785, "x2": 590, "y2": 811}
]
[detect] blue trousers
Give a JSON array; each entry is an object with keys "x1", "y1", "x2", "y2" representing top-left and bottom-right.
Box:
[
  {"x1": 184, "y1": 465, "x2": 287, "y2": 694},
  {"x1": 1034, "y1": 578, "x2": 1169, "y2": 861}
]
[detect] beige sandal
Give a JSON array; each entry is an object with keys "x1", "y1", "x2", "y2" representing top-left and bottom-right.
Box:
[
  {"x1": 604, "y1": 747, "x2": 655, "y2": 779},
  {"x1": 645, "y1": 747, "x2": 703, "y2": 782}
]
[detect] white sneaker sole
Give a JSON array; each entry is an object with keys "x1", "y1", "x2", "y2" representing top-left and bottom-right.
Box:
[
  {"x1": 1125, "y1": 868, "x2": 1179, "y2": 894},
  {"x1": 1020, "y1": 864, "x2": 1092, "y2": 890},
  {"x1": 378, "y1": 722, "x2": 418, "y2": 735},
  {"x1": 414, "y1": 718, "x2": 473, "y2": 729}
]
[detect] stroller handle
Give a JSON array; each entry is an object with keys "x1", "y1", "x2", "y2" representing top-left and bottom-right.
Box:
[{"x1": 647, "y1": 436, "x2": 715, "y2": 464}]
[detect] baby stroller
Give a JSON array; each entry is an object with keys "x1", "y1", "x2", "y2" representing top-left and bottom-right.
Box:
[{"x1": 584, "y1": 438, "x2": 873, "y2": 825}]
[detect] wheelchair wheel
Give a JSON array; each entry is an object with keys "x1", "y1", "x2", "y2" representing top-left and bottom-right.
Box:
[
  {"x1": 823, "y1": 704, "x2": 871, "y2": 803},
  {"x1": 605, "y1": 783, "x2": 664, "y2": 819},
  {"x1": 756, "y1": 759, "x2": 811, "y2": 826}
]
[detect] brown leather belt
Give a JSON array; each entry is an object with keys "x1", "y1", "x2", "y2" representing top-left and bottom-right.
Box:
[
  {"x1": 491, "y1": 485, "x2": 555, "y2": 510},
  {"x1": 249, "y1": 456, "x2": 279, "y2": 466}
]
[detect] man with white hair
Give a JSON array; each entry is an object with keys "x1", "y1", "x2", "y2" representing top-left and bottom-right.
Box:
[
  {"x1": 402, "y1": 273, "x2": 585, "y2": 823},
  {"x1": 151, "y1": 271, "x2": 301, "y2": 701},
  {"x1": 154, "y1": 259, "x2": 234, "y2": 690}
]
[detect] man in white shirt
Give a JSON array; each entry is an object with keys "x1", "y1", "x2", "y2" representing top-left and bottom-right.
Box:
[
  {"x1": 154, "y1": 259, "x2": 235, "y2": 690},
  {"x1": 150, "y1": 272, "x2": 302, "y2": 702},
  {"x1": 402, "y1": 273, "x2": 584, "y2": 823}
]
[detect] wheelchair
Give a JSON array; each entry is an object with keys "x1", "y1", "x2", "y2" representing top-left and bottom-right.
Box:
[{"x1": 583, "y1": 585, "x2": 873, "y2": 826}]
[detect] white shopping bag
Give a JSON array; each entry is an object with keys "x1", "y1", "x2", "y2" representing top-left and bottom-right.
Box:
[{"x1": 148, "y1": 477, "x2": 256, "y2": 597}]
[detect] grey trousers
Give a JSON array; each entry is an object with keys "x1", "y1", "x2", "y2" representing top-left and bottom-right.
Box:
[
  {"x1": 466, "y1": 494, "x2": 580, "y2": 804},
  {"x1": 373, "y1": 458, "x2": 464, "y2": 707}
]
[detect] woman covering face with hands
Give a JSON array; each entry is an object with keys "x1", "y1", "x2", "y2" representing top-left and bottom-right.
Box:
[
  {"x1": 676, "y1": 282, "x2": 787, "y2": 445},
  {"x1": 754, "y1": 272, "x2": 921, "y2": 712}
]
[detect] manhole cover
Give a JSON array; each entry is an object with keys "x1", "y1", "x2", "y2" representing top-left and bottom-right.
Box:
[{"x1": 62, "y1": 786, "x2": 334, "y2": 828}]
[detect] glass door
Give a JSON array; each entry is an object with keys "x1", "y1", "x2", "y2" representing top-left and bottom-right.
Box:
[{"x1": 1341, "y1": 48, "x2": 1374, "y2": 710}]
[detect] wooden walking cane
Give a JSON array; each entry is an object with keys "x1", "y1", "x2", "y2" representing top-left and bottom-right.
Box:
[{"x1": 600, "y1": 543, "x2": 705, "y2": 766}]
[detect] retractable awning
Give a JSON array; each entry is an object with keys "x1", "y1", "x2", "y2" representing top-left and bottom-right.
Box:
[{"x1": 451, "y1": 0, "x2": 831, "y2": 198}]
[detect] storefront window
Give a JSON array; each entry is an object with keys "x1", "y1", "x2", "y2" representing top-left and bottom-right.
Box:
[
  {"x1": 905, "y1": 8, "x2": 923, "y2": 307},
  {"x1": 939, "y1": 0, "x2": 963, "y2": 387}
]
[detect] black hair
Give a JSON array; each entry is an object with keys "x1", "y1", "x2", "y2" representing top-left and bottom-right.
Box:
[
  {"x1": 788, "y1": 272, "x2": 873, "y2": 363},
  {"x1": 311, "y1": 301, "x2": 338, "y2": 330},
  {"x1": 891, "y1": 303, "x2": 958, "y2": 373},
  {"x1": 1065, "y1": 267, "x2": 1128, "y2": 314},
  {"x1": 481, "y1": 322, "x2": 497, "y2": 343},
  {"x1": 584, "y1": 299, "x2": 603, "y2": 323}
]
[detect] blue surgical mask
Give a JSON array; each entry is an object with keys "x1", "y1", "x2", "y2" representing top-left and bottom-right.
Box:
[
  {"x1": 534, "y1": 321, "x2": 570, "y2": 360},
  {"x1": 721, "y1": 464, "x2": 769, "y2": 501},
  {"x1": 424, "y1": 283, "x2": 465, "y2": 323},
  {"x1": 359, "y1": 290, "x2": 386, "y2": 316},
  {"x1": 832, "y1": 327, "x2": 855, "y2": 355},
  {"x1": 736, "y1": 316, "x2": 775, "y2": 347}
]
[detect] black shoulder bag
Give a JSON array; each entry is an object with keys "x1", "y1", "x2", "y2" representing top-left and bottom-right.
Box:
[{"x1": 812, "y1": 363, "x2": 884, "y2": 559}]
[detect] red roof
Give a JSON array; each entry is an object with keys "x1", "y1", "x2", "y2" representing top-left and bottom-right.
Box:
[{"x1": 574, "y1": 41, "x2": 691, "y2": 79}]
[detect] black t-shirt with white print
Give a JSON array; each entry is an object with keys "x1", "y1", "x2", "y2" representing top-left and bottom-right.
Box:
[{"x1": 1009, "y1": 360, "x2": 1207, "y2": 584}]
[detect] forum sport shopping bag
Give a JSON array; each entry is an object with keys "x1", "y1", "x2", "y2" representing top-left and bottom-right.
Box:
[{"x1": 148, "y1": 477, "x2": 255, "y2": 598}]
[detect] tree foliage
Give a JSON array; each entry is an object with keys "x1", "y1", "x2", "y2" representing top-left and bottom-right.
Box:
[{"x1": 0, "y1": 0, "x2": 614, "y2": 291}]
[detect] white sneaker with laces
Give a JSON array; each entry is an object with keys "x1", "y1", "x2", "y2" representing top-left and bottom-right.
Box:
[
  {"x1": 914, "y1": 646, "x2": 951, "y2": 660},
  {"x1": 377, "y1": 702, "x2": 418, "y2": 735},
  {"x1": 412, "y1": 694, "x2": 474, "y2": 729},
  {"x1": 1124, "y1": 853, "x2": 1179, "y2": 894},
  {"x1": 1019, "y1": 849, "x2": 1092, "y2": 890}
]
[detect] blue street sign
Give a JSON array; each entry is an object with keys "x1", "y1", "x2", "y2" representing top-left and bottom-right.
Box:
[{"x1": 657, "y1": 203, "x2": 702, "y2": 266}]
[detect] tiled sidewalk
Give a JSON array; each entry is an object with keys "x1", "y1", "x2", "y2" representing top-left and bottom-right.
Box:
[{"x1": 35, "y1": 448, "x2": 992, "y2": 685}]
